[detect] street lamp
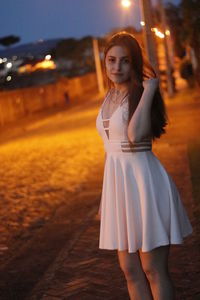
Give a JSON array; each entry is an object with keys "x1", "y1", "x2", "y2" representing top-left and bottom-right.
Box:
[
  {"x1": 121, "y1": 0, "x2": 158, "y2": 74},
  {"x1": 139, "y1": 0, "x2": 159, "y2": 73},
  {"x1": 121, "y1": 0, "x2": 131, "y2": 8}
]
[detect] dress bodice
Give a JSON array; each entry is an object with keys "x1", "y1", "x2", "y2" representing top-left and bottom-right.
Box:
[{"x1": 96, "y1": 90, "x2": 152, "y2": 153}]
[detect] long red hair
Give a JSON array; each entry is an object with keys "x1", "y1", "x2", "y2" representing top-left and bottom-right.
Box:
[{"x1": 103, "y1": 31, "x2": 168, "y2": 140}]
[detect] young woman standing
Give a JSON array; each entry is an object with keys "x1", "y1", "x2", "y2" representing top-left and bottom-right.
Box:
[{"x1": 96, "y1": 32, "x2": 193, "y2": 300}]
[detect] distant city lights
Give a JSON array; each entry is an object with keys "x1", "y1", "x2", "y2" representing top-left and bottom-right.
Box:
[
  {"x1": 18, "y1": 59, "x2": 56, "y2": 74},
  {"x1": 6, "y1": 62, "x2": 12, "y2": 69},
  {"x1": 45, "y1": 54, "x2": 51, "y2": 61},
  {"x1": 0, "y1": 58, "x2": 3, "y2": 64},
  {"x1": 6, "y1": 76, "x2": 12, "y2": 81},
  {"x1": 2, "y1": 58, "x2": 7, "y2": 62}
]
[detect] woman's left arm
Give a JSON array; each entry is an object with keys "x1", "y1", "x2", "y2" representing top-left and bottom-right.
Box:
[{"x1": 127, "y1": 78, "x2": 159, "y2": 143}]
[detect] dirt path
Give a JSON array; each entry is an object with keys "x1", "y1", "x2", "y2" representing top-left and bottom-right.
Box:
[{"x1": 0, "y1": 88, "x2": 199, "y2": 299}]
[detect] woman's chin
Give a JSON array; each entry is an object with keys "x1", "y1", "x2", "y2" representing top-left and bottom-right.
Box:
[{"x1": 110, "y1": 78, "x2": 126, "y2": 85}]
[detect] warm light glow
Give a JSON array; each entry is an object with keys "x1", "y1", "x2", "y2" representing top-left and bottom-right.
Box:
[
  {"x1": 156, "y1": 31, "x2": 164, "y2": 39},
  {"x1": 151, "y1": 27, "x2": 164, "y2": 39},
  {"x1": 45, "y1": 54, "x2": 51, "y2": 60},
  {"x1": 165, "y1": 29, "x2": 170, "y2": 36},
  {"x1": 121, "y1": 0, "x2": 131, "y2": 8},
  {"x1": 0, "y1": 58, "x2": 3, "y2": 64},
  {"x1": 33, "y1": 60, "x2": 55, "y2": 70},
  {"x1": 6, "y1": 62, "x2": 12, "y2": 69},
  {"x1": 140, "y1": 21, "x2": 145, "y2": 26},
  {"x1": 18, "y1": 64, "x2": 32, "y2": 73},
  {"x1": 18, "y1": 60, "x2": 56, "y2": 74}
]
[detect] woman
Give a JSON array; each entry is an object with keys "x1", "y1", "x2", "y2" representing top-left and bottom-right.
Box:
[{"x1": 95, "y1": 32, "x2": 193, "y2": 300}]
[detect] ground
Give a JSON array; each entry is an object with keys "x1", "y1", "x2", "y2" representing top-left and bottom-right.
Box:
[{"x1": 0, "y1": 87, "x2": 199, "y2": 299}]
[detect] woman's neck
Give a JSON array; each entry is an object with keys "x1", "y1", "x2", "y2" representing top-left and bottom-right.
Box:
[{"x1": 113, "y1": 82, "x2": 130, "y2": 93}]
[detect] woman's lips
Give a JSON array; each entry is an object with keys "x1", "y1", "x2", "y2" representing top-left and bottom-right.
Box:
[{"x1": 112, "y1": 73, "x2": 123, "y2": 76}]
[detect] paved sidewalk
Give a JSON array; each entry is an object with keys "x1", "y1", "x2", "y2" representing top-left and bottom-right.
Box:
[{"x1": 27, "y1": 88, "x2": 200, "y2": 300}]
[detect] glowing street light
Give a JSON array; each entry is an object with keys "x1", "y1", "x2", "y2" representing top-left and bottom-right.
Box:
[
  {"x1": 165, "y1": 29, "x2": 170, "y2": 36},
  {"x1": 151, "y1": 27, "x2": 165, "y2": 39},
  {"x1": 140, "y1": 21, "x2": 145, "y2": 26},
  {"x1": 121, "y1": 0, "x2": 131, "y2": 8}
]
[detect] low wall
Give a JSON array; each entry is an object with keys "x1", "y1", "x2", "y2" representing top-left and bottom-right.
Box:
[{"x1": 0, "y1": 72, "x2": 98, "y2": 126}]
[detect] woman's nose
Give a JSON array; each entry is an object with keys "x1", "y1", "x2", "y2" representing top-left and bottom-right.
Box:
[{"x1": 116, "y1": 61, "x2": 121, "y2": 71}]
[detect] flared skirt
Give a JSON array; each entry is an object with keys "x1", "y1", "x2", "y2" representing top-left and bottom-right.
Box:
[{"x1": 99, "y1": 151, "x2": 193, "y2": 253}]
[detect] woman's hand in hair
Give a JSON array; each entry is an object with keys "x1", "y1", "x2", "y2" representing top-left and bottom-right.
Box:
[
  {"x1": 142, "y1": 78, "x2": 159, "y2": 91},
  {"x1": 127, "y1": 78, "x2": 158, "y2": 143}
]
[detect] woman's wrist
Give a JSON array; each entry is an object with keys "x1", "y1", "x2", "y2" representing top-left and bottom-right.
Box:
[{"x1": 142, "y1": 78, "x2": 159, "y2": 90}]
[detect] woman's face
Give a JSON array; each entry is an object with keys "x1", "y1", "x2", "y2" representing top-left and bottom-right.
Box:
[{"x1": 105, "y1": 45, "x2": 131, "y2": 85}]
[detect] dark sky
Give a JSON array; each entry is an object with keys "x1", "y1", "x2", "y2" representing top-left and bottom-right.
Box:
[{"x1": 0, "y1": 0, "x2": 180, "y2": 46}]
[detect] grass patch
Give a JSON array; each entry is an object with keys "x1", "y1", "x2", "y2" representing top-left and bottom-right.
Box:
[{"x1": 188, "y1": 139, "x2": 200, "y2": 248}]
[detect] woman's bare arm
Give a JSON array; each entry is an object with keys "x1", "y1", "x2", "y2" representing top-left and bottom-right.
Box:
[{"x1": 127, "y1": 78, "x2": 159, "y2": 143}]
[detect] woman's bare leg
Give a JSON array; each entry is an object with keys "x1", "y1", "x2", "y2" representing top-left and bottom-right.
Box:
[
  {"x1": 139, "y1": 245, "x2": 175, "y2": 300},
  {"x1": 118, "y1": 250, "x2": 153, "y2": 300}
]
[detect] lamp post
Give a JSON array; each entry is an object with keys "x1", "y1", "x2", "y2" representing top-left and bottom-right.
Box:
[
  {"x1": 157, "y1": 0, "x2": 174, "y2": 97},
  {"x1": 93, "y1": 38, "x2": 105, "y2": 95},
  {"x1": 121, "y1": 0, "x2": 159, "y2": 74},
  {"x1": 139, "y1": 0, "x2": 159, "y2": 74}
]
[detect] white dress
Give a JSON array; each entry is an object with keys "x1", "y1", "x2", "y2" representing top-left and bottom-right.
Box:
[{"x1": 96, "y1": 90, "x2": 193, "y2": 253}]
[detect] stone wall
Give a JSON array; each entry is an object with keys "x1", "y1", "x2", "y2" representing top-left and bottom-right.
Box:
[{"x1": 0, "y1": 72, "x2": 98, "y2": 126}]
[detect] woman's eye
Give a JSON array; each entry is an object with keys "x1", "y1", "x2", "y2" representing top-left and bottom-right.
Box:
[
  {"x1": 123, "y1": 59, "x2": 130, "y2": 64},
  {"x1": 108, "y1": 58, "x2": 115, "y2": 62}
]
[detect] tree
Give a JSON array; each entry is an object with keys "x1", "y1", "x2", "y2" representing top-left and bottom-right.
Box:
[
  {"x1": 164, "y1": 3, "x2": 185, "y2": 58},
  {"x1": 181, "y1": 0, "x2": 200, "y2": 82},
  {"x1": 153, "y1": 3, "x2": 185, "y2": 58},
  {"x1": 0, "y1": 35, "x2": 20, "y2": 48}
]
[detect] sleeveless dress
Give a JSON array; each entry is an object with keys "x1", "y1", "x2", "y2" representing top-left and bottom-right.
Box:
[{"x1": 96, "y1": 89, "x2": 193, "y2": 253}]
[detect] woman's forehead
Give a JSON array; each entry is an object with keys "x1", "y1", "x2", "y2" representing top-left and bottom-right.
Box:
[{"x1": 106, "y1": 45, "x2": 129, "y2": 57}]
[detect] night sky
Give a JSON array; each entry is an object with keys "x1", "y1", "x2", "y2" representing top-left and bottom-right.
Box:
[{"x1": 0, "y1": 0, "x2": 180, "y2": 46}]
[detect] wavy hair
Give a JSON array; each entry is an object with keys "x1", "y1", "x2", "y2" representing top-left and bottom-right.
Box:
[{"x1": 103, "y1": 31, "x2": 168, "y2": 140}]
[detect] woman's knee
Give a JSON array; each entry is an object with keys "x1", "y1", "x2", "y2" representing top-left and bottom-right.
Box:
[
  {"x1": 142, "y1": 265, "x2": 164, "y2": 282},
  {"x1": 139, "y1": 246, "x2": 170, "y2": 282},
  {"x1": 118, "y1": 250, "x2": 144, "y2": 282}
]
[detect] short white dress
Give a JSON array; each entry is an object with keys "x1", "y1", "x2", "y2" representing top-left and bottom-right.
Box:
[{"x1": 96, "y1": 89, "x2": 193, "y2": 253}]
